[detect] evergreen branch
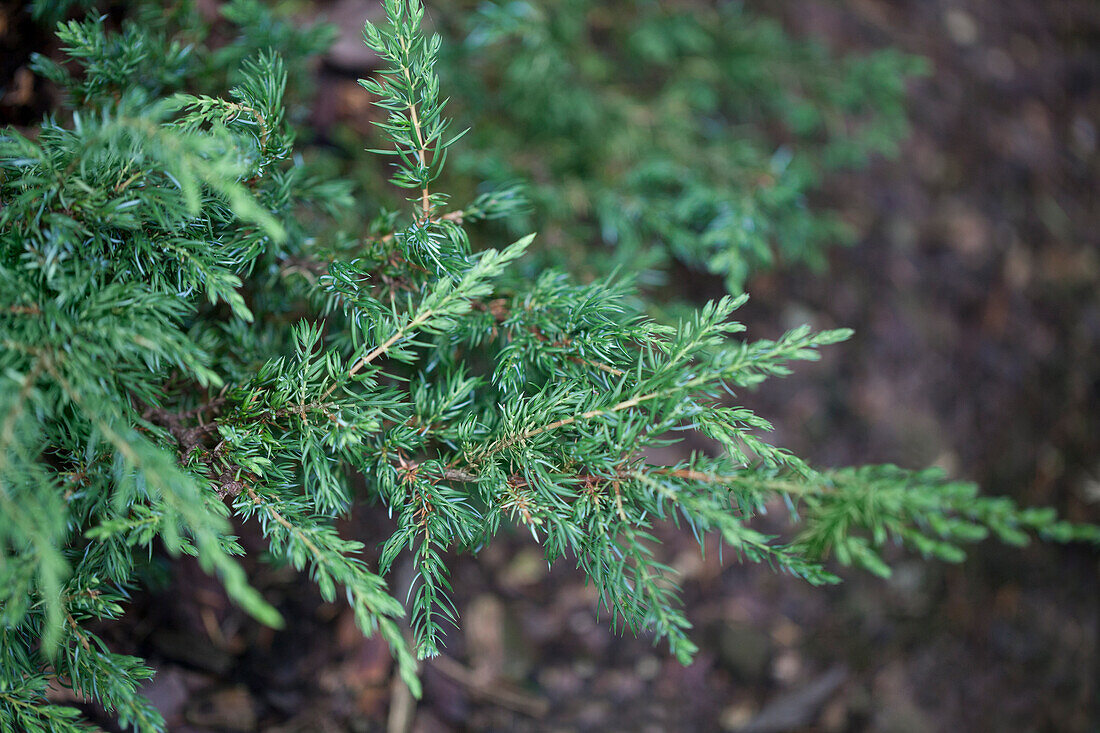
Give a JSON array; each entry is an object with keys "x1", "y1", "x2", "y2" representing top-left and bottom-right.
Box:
[
  {"x1": 0, "y1": 357, "x2": 43, "y2": 465},
  {"x1": 322, "y1": 233, "x2": 533, "y2": 400},
  {"x1": 239, "y1": 486, "x2": 421, "y2": 695},
  {"x1": 40, "y1": 355, "x2": 282, "y2": 630},
  {"x1": 3, "y1": 4, "x2": 1095, "y2": 728},
  {"x1": 397, "y1": 31, "x2": 432, "y2": 219},
  {"x1": 334, "y1": 307, "x2": 434, "y2": 395}
]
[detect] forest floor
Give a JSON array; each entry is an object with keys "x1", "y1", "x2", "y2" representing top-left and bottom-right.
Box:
[{"x1": 10, "y1": 0, "x2": 1100, "y2": 730}]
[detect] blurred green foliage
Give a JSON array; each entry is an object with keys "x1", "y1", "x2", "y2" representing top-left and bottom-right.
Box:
[{"x1": 430, "y1": 0, "x2": 928, "y2": 291}]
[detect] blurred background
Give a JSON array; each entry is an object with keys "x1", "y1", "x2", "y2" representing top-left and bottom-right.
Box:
[{"x1": 4, "y1": 0, "x2": 1099, "y2": 730}]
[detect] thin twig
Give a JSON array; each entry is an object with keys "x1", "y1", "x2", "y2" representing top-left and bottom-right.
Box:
[
  {"x1": 397, "y1": 34, "x2": 432, "y2": 221},
  {"x1": 5, "y1": 304, "x2": 40, "y2": 315},
  {"x1": 386, "y1": 668, "x2": 417, "y2": 733},
  {"x1": 321, "y1": 305, "x2": 436, "y2": 400},
  {"x1": 246, "y1": 486, "x2": 324, "y2": 558},
  {"x1": 429, "y1": 654, "x2": 549, "y2": 717}
]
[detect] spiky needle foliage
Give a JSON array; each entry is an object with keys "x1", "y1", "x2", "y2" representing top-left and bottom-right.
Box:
[
  {"x1": 426, "y1": 0, "x2": 929, "y2": 293},
  {"x1": 1, "y1": 2, "x2": 1095, "y2": 730}
]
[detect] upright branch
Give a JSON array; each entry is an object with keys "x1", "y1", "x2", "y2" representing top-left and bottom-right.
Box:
[
  {"x1": 359, "y1": 0, "x2": 467, "y2": 273},
  {"x1": 398, "y1": 32, "x2": 432, "y2": 220}
]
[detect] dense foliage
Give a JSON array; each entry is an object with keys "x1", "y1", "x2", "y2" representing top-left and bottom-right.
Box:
[
  {"x1": 432, "y1": 0, "x2": 926, "y2": 291},
  {"x1": 1, "y1": 2, "x2": 1094, "y2": 730}
]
